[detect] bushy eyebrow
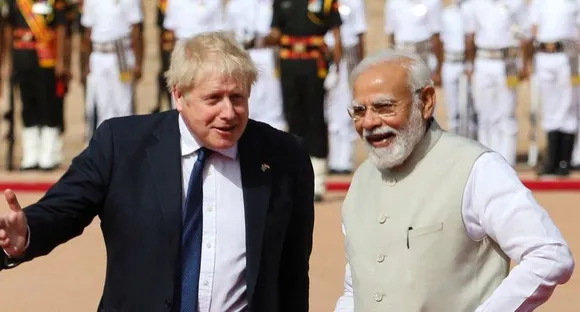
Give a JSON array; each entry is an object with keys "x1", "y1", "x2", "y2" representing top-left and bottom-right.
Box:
[{"x1": 352, "y1": 93, "x2": 397, "y2": 106}]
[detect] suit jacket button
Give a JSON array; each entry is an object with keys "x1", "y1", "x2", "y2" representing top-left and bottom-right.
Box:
[{"x1": 164, "y1": 300, "x2": 172, "y2": 308}]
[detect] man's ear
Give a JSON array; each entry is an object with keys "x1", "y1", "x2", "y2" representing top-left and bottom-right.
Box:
[
  {"x1": 172, "y1": 87, "x2": 184, "y2": 111},
  {"x1": 420, "y1": 86, "x2": 436, "y2": 120}
]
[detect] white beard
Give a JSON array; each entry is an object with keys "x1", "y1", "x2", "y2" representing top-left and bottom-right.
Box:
[{"x1": 362, "y1": 106, "x2": 427, "y2": 171}]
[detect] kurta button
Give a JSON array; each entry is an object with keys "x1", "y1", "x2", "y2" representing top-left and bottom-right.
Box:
[
  {"x1": 374, "y1": 292, "x2": 384, "y2": 302},
  {"x1": 378, "y1": 214, "x2": 387, "y2": 224},
  {"x1": 376, "y1": 254, "x2": 386, "y2": 263},
  {"x1": 164, "y1": 300, "x2": 172, "y2": 308}
]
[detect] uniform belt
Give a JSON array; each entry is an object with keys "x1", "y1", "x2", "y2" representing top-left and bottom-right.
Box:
[
  {"x1": 13, "y1": 29, "x2": 36, "y2": 50},
  {"x1": 536, "y1": 41, "x2": 564, "y2": 53},
  {"x1": 279, "y1": 35, "x2": 326, "y2": 59},
  {"x1": 92, "y1": 37, "x2": 131, "y2": 53},
  {"x1": 394, "y1": 39, "x2": 431, "y2": 54},
  {"x1": 476, "y1": 47, "x2": 519, "y2": 60},
  {"x1": 444, "y1": 52, "x2": 465, "y2": 62}
]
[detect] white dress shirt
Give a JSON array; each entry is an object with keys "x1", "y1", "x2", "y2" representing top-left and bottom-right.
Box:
[
  {"x1": 462, "y1": 0, "x2": 528, "y2": 49},
  {"x1": 441, "y1": 4, "x2": 465, "y2": 53},
  {"x1": 384, "y1": 0, "x2": 442, "y2": 43},
  {"x1": 335, "y1": 151, "x2": 575, "y2": 311},
  {"x1": 163, "y1": 0, "x2": 225, "y2": 40},
  {"x1": 223, "y1": 0, "x2": 272, "y2": 45},
  {"x1": 324, "y1": 0, "x2": 367, "y2": 48},
  {"x1": 80, "y1": 0, "x2": 143, "y2": 43},
  {"x1": 179, "y1": 115, "x2": 248, "y2": 312},
  {"x1": 528, "y1": 0, "x2": 580, "y2": 42}
]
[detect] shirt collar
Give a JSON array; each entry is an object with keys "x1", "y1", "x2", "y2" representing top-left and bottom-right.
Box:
[{"x1": 178, "y1": 113, "x2": 238, "y2": 160}]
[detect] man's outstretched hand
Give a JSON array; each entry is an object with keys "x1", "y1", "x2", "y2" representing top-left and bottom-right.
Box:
[{"x1": 0, "y1": 189, "x2": 28, "y2": 258}]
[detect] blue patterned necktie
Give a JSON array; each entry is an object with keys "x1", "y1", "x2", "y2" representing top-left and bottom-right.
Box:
[{"x1": 180, "y1": 147, "x2": 210, "y2": 312}]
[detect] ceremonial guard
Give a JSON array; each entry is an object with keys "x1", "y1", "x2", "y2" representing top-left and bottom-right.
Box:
[
  {"x1": 224, "y1": 0, "x2": 287, "y2": 131},
  {"x1": 153, "y1": 0, "x2": 172, "y2": 113},
  {"x1": 269, "y1": 0, "x2": 343, "y2": 202},
  {"x1": 384, "y1": 0, "x2": 444, "y2": 86},
  {"x1": 162, "y1": 0, "x2": 226, "y2": 108},
  {"x1": 80, "y1": 0, "x2": 144, "y2": 138},
  {"x1": 2, "y1": 0, "x2": 70, "y2": 171},
  {"x1": 463, "y1": 0, "x2": 530, "y2": 167},
  {"x1": 323, "y1": 0, "x2": 366, "y2": 175},
  {"x1": 528, "y1": 0, "x2": 580, "y2": 176},
  {"x1": 440, "y1": 0, "x2": 476, "y2": 138}
]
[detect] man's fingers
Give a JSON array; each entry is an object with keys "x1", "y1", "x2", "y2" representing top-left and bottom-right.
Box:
[
  {"x1": 4, "y1": 189, "x2": 22, "y2": 213},
  {"x1": 0, "y1": 237, "x2": 10, "y2": 248}
]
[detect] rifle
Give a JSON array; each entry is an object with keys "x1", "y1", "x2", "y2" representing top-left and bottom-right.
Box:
[{"x1": 4, "y1": 72, "x2": 15, "y2": 171}]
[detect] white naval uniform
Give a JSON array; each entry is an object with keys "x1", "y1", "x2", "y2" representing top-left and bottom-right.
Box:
[
  {"x1": 571, "y1": 4, "x2": 580, "y2": 169},
  {"x1": 224, "y1": 0, "x2": 286, "y2": 131},
  {"x1": 163, "y1": 0, "x2": 226, "y2": 109},
  {"x1": 529, "y1": 0, "x2": 580, "y2": 134},
  {"x1": 324, "y1": 0, "x2": 367, "y2": 172},
  {"x1": 384, "y1": 0, "x2": 442, "y2": 69},
  {"x1": 81, "y1": 0, "x2": 142, "y2": 138},
  {"x1": 462, "y1": 0, "x2": 528, "y2": 166},
  {"x1": 441, "y1": 1, "x2": 476, "y2": 138}
]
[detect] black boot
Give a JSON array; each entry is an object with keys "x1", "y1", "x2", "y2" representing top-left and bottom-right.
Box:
[
  {"x1": 556, "y1": 132, "x2": 576, "y2": 176},
  {"x1": 538, "y1": 131, "x2": 561, "y2": 176}
]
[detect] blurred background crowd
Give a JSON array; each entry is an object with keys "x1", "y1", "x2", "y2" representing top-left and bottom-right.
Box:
[{"x1": 0, "y1": 0, "x2": 579, "y2": 200}]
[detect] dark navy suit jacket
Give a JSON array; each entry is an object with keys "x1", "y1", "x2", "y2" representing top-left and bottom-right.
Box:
[{"x1": 1, "y1": 110, "x2": 315, "y2": 312}]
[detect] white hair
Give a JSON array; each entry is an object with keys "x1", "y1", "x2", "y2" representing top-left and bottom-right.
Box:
[
  {"x1": 349, "y1": 49, "x2": 434, "y2": 102},
  {"x1": 351, "y1": 49, "x2": 434, "y2": 170}
]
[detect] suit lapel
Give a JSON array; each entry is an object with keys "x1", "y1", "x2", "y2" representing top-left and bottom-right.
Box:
[
  {"x1": 239, "y1": 122, "x2": 272, "y2": 304},
  {"x1": 146, "y1": 111, "x2": 183, "y2": 253}
]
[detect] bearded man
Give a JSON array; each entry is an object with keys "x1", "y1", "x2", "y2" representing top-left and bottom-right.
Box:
[{"x1": 333, "y1": 49, "x2": 575, "y2": 312}]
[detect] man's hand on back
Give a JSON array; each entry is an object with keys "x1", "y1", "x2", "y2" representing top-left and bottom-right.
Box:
[{"x1": 0, "y1": 189, "x2": 29, "y2": 258}]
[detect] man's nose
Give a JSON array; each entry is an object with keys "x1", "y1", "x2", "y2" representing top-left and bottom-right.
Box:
[
  {"x1": 220, "y1": 98, "x2": 236, "y2": 119},
  {"x1": 360, "y1": 109, "x2": 382, "y2": 130}
]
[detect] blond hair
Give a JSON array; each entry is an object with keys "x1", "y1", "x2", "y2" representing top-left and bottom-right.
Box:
[{"x1": 165, "y1": 31, "x2": 258, "y2": 94}]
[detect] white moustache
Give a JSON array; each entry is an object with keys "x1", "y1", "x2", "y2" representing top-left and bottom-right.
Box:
[{"x1": 363, "y1": 126, "x2": 400, "y2": 139}]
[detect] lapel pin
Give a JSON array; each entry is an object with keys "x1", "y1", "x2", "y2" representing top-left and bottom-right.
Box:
[{"x1": 261, "y1": 163, "x2": 270, "y2": 172}]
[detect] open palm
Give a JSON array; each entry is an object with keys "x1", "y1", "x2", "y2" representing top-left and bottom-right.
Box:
[{"x1": 0, "y1": 189, "x2": 28, "y2": 258}]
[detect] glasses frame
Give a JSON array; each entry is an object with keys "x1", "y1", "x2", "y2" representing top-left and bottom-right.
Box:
[{"x1": 347, "y1": 88, "x2": 425, "y2": 121}]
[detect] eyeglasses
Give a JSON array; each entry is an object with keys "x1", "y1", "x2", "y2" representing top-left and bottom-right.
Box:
[
  {"x1": 347, "y1": 88, "x2": 424, "y2": 121},
  {"x1": 347, "y1": 102, "x2": 397, "y2": 120}
]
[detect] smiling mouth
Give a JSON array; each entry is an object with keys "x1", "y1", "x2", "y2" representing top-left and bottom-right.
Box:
[
  {"x1": 365, "y1": 132, "x2": 396, "y2": 147},
  {"x1": 215, "y1": 125, "x2": 236, "y2": 133}
]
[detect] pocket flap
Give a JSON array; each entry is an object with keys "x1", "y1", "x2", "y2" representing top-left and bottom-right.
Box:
[{"x1": 408, "y1": 222, "x2": 444, "y2": 239}]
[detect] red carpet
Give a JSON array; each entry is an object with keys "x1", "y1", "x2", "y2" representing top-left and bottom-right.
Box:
[
  {"x1": 0, "y1": 179, "x2": 579, "y2": 193},
  {"x1": 326, "y1": 179, "x2": 580, "y2": 192}
]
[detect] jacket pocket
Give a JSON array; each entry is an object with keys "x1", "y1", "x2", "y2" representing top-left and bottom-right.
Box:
[{"x1": 408, "y1": 222, "x2": 444, "y2": 239}]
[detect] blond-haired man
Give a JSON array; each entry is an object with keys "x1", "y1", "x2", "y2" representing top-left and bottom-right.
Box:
[
  {"x1": 334, "y1": 49, "x2": 574, "y2": 311},
  {"x1": 0, "y1": 31, "x2": 314, "y2": 312}
]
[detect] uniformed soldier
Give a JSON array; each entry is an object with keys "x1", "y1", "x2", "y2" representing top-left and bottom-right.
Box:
[
  {"x1": 440, "y1": 0, "x2": 476, "y2": 138},
  {"x1": 571, "y1": 20, "x2": 580, "y2": 172},
  {"x1": 267, "y1": 0, "x2": 343, "y2": 202},
  {"x1": 527, "y1": 0, "x2": 580, "y2": 176},
  {"x1": 463, "y1": 0, "x2": 531, "y2": 167},
  {"x1": 152, "y1": 0, "x2": 172, "y2": 113},
  {"x1": 80, "y1": 0, "x2": 144, "y2": 139},
  {"x1": 1, "y1": 0, "x2": 70, "y2": 171},
  {"x1": 384, "y1": 0, "x2": 444, "y2": 86},
  {"x1": 224, "y1": 0, "x2": 287, "y2": 131},
  {"x1": 163, "y1": 0, "x2": 227, "y2": 107},
  {"x1": 323, "y1": 0, "x2": 366, "y2": 175}
]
